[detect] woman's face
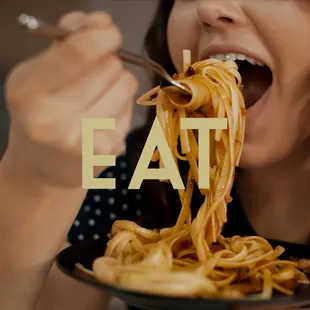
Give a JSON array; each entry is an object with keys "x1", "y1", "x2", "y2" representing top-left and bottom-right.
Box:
[{"x1": 168, "y1": 0, "x2": 310, "y2": 168}]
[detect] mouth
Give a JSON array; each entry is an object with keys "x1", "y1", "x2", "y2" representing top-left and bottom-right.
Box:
[{"x1": 209, "y1": 53, "x2": 273, "y2": 109}]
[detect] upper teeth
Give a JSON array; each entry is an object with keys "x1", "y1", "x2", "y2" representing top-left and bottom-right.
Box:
[{"x1": 209, "y1": 53, "x2": 265, "y2": 67}]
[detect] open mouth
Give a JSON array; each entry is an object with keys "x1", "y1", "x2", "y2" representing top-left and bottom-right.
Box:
[{"x1": 209, "y1": 53, "x2": 273, "y2": 109}]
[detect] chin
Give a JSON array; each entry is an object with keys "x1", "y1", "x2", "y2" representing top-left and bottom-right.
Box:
[
  {"x1": 238, "y1": 136, "x2": 297, "y2": 169},
  {"x1": 238, "y1": 147, "x2": 274, "y2": 168}
]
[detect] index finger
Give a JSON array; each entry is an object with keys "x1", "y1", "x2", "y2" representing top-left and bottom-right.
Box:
[
  {"x1": 31, "y1": 24, "x2": 122, "y2": 93},
  {"x1": 58, "y1": 11, "x2": 112, "y2": 32}
]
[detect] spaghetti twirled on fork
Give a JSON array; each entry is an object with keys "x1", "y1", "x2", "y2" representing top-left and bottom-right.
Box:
[{"x1": 86, "y1": 50, "x2": 309, "y2": 299}]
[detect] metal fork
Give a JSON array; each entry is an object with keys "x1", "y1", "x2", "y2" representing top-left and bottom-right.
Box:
[{"x1": 17, "y1": 14, "x2": 191, "y2": 96}]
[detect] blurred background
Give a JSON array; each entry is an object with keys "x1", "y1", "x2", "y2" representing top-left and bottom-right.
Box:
[{"x1": 0, "y1": 0, "x2": 158, "y2": 158}]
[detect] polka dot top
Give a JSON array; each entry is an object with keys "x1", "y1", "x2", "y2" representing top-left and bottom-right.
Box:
[{"x1": 67, "y1": 134, "x2": 147, "y2": 244}]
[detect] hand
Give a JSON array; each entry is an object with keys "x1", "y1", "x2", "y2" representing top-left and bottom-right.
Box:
[{"x1": 3, "y1": 11, "x2": 138, "y2": 189}]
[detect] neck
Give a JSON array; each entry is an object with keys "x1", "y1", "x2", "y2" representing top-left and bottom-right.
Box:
[{"x1": 236, "y1": 139, "x2": 310, "y2": 244}]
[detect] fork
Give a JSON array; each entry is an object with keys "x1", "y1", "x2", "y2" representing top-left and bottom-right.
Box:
[{"x1": 17, "y1": 14, "x2": 191, "y2": 96}]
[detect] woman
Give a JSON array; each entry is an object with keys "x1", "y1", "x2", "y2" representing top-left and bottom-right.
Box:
[{"x1": 0, "y1": 1, "x2": 310, "y2": 309}]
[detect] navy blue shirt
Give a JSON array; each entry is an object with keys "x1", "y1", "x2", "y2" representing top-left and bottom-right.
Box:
[{"x1": 68, "y1": 135, "x2": 147, "y2": 244}]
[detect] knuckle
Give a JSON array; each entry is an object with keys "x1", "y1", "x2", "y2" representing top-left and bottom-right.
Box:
[
  {"x1": 87, "y1": 11, "x2": 112, "y2": 28},
  {"x1": 106, "y1": 55, "x2": 123, "y2": 73},
  {"x1": 103, "y1": 55, "x2": 124, "y2": 72},
  {"x1": 109, "y1": 25, "x2": 123, "y2": 47},
  {"x1": 122, "y1": 71, "x2": 139, "y2": 94},
  {"x1": 58, "y1": 11, "x2": 87, "y2": 31},
  {"x1": 64, "y1": 25, "x2": 122, "y2": 64}
]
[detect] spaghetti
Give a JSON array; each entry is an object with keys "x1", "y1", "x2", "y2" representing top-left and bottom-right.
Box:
[{"x1": 89, "y1": 50, "x2": 309, "y2": 299}]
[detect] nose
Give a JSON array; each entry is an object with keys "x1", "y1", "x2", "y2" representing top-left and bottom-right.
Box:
[{"x1": 197, "y1": 0, "x2": 247, "y2": 32}]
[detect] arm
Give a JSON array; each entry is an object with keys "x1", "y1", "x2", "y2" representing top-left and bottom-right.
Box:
[
  {"x1": 0, "y1": 10, "x2": 137, "y2": 310},
  {"x1": 35, "y1": 152, "x2": 143, "y2": 310},
  {"x1": 35, "y1": 242, "x2": 110, "y2": 310},
  {"x1": 0, "y1": 169, "x2": 110, "y2": 310},
  {"x1": 0, "y1": 157, "x2": 87, "y2": 309}
]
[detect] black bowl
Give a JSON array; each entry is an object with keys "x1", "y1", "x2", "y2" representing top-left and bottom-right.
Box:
[{"x1": 57, "y1": 237, "x2": 310, "y2": 310}]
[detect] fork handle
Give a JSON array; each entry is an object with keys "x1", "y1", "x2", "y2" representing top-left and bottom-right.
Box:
[
  {"x1": 18, "y1": 14, "x2": 67, "y2": 39},
  {"x1": 17, "y1": 15, "x2": 153, "y2": 68},
  {"x1": 17, "y1": 14, "x2": 189, "y2": 94},
  {"x1": 17, "y1": 14, "x2": 172, "y2": 79}
]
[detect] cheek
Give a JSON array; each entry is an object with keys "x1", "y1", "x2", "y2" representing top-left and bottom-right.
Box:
[{"x1": 167, "y1": 6, "x2": 200, "y2": 73}]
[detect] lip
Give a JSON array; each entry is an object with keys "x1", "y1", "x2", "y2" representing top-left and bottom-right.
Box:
[{"x1": 200, "y1": 44, "x2": 271, "y2": 69}]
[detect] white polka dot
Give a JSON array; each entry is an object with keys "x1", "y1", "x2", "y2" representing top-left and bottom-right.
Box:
[
  {"x1": 94, "y1": 195, "x2": 101, "y2": 202},
  {"x1": 93, "y1": 234, "x2": 100, "y2": 240},
  {"x1": 109, "y1": 213, "x2": 116, "y2": 220},
  {"x1": 84, "y1": 205, "x2": 90, "y2": 212},
  {"x1": 88, "y1": 219, "x2": 95, "y2": 226},
  {"x1": 135, "y1": 193, "x2": 142, "y2": 200},
  {"x1": 106, "y1": 171, "x2": 113, "y2": 178},
  {"x1": 95, "y1": 209, "x2": 102, "y2": 216},
  {"x1": 136, "y1": 209, "x2": 142, "y2": 216},
  {"x1": 121, "y1": 188, "x2": 128, "y2": 195},
  {"x1": 77, "y1": 234, "x2": 84, "y2": 241},
  {"x1": 120, "y1": 174, "x2": 127, "y2": 181},
  {"x1": 122, "y1": 203, "x2": 129, "y2": 211},
  {"x1": 74, "y1": 220, "x2": 80, "y2": 227},
  {"x1": 120, "y1": 161, "x2": 127, "y2": 168},
  {"x1": 108, "y1": 197, "x2": 115, "y2": 205}
]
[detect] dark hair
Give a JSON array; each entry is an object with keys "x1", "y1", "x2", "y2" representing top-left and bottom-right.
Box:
[
  {"x1": 132, "y1": 0, "x2": 175, "y2": 145},
  {"x1": 131, "y1": 1, "x2": 181, "y2": 229},
  {"x1": 144, "y1": 1, "x2": 176, "y2": 84},
  {"x1": 131, "y1": 0, "x2": 175, "y2": 159}
]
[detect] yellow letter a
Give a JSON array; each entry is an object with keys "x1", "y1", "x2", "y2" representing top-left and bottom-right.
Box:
[{"x1": 128, "y1": 117, "x2": 184, "y2": 190}]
